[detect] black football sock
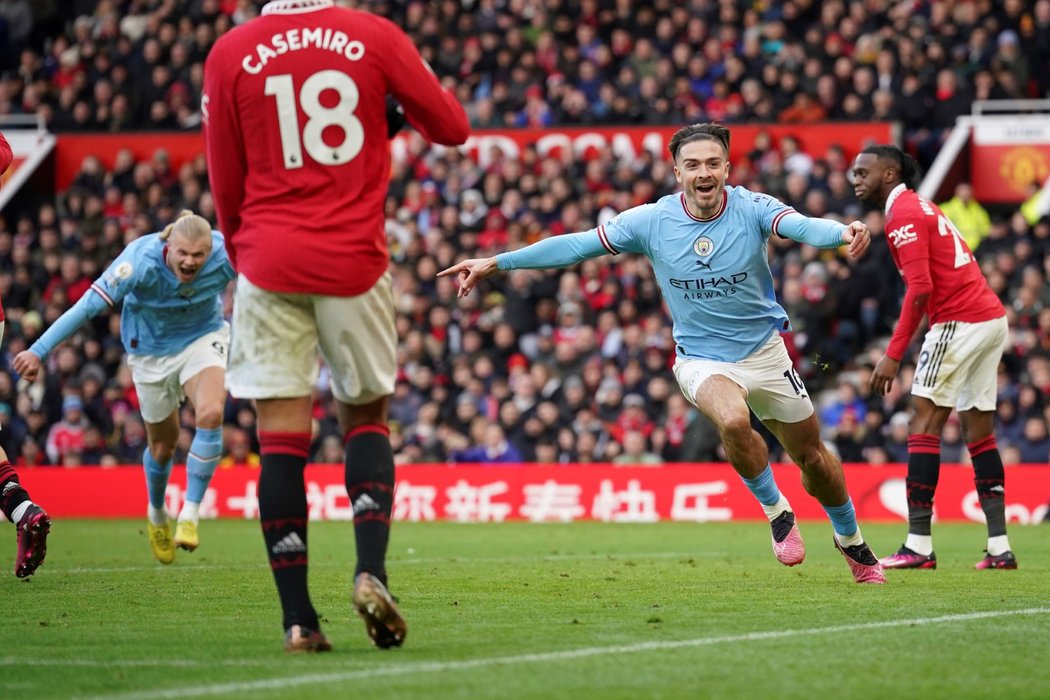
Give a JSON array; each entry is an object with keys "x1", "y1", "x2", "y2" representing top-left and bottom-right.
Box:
[
  {"x1": 969, "y1": 436, "x2": 1007, "y2": 538},
  {"x1": 258, "y1": 432, "x2": 317, "y2": 631},
  {"x1": 345, "y1": 424, "x2": 395, "y2": 586},
  {"x1": 906, "y1": 434, "x2": 940, "y2": 537}
]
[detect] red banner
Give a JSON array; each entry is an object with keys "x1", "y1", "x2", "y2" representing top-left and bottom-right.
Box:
[
  {"x1": 54, "y1": 123, "x2": 894, "y2": 191},
  {"x1": 970, "y1": 144, "x2": 1050, "y2": 203},
  {"x1": 18, "y1": 463, "x2": 1050, "y2": 524},
  {"x1": 970, "y1": 116, "x2": 1050, "y2": 203}
]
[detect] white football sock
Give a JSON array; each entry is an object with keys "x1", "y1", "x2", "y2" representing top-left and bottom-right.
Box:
[
  {"x1": 761, "y1": 494, "x2": 791, "y2": 521},
  {"x1": 178, "y1": 501, "x2": 200, "y2": 525},
  {"x1": 905, "y1": 534, "x2": 933, "y2": 556},
  {"x1": 986, "y1": 535, "x2": 1011, "y2": 557},
  {"x1": 835, "y1": 528, "x2": 864, "y2": 548},
  {"x1": 148, "y1": 505, "x2": 169, "y2": 526},
  {"x1": 11, "y1": 501, "x2": 32, "y2": 524}
]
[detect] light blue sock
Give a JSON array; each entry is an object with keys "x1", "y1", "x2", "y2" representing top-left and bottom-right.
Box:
[
  {"x1": 143, "y1": 449, "x2": 173, "y2": 510},
  {"x1": 824, "y1": 498, "x2": 860, "y2": 539},
  {"x1": 741, "y1": 464, "x2": 782, "y2": 506},
  {"x1": 185, "y1": 427, "x2": 223, "y2": 505}
]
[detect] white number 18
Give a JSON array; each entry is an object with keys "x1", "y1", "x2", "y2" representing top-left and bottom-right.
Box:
[{"x1": 264, "y1": 70, "x2": 364, "y2": 169}]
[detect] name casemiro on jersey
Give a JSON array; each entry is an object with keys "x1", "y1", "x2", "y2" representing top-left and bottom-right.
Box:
[{"x1": 241, "y1": 27, "x2": 367, "y2": 74}]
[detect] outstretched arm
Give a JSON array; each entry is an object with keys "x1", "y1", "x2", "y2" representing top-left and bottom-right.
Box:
[
  {"x1": 776, "y1": 213, "x2": 870, "y2": 258},
  {"x1": 437, "y1": 231, "x2": 610, "y2": 297},
  {"x1": 12, "y1": 291, "x2": 110, "y2": 380}
]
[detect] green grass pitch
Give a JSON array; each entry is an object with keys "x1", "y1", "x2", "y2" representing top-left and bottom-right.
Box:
[{"x1": 2, "y1": 519, "x2": 1049, "y2": 699}]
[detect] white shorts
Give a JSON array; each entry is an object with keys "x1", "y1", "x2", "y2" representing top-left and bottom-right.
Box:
[
  {"x1": 227, "y1": 273, "x2": 396, "y2": 405},
  {"x1": 912, "y1": 315, "x2": 1007, "y2": 411},
  {"x1": 126, "y1": 323, "x2": 230, "y2": 424},
  {"x1": 673, "y1": 333, "x2": 815, "y2": 423}
]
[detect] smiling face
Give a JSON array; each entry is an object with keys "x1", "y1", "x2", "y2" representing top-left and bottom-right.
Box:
[
  {"x1": 674, "y1": 138, "x2": 730, "y2": 217},
  {"x1": 166, "y1": 230, "x2": 212, "y2": 283}
]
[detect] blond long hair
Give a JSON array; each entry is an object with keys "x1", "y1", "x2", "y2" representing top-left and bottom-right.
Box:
[{"x1": 160, "y1": 210, "x2": 211, "y2": 242}]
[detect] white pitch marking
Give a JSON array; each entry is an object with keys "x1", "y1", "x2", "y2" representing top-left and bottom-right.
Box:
[{"x1": 81, "y1": 607, "x2": 1050, "y2": 700}]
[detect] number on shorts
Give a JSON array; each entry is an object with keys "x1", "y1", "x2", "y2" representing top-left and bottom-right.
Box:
[
  {"x1": 916, "y1": 349, "x2": 929, "y2": 374},
  {"x1": 783, "y1": 368, "x2": 806, "y2": 397},
  {"x1": 264, "y1": 70, "x2": 365, "y2": 169}
]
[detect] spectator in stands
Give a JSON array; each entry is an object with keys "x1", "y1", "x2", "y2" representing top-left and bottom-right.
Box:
[
  {"x1": 218, "y1": 427, "x2": 260, "y2": 468},
  {"x1": 940, "y1": 183, "x2": 992, "y2": 252},
  {"x1": 44, "y1": 394, "x2": 89, "y2": 464},
  {"x1": 1018, "y1": 417, "x2": 1050, "y2": 463},
  {"x1": 450, "y1": 423, "x2": 523, "y2": 464},
  {"x1": 613, "y1": 430, "x2": 662, "y2": 466}
]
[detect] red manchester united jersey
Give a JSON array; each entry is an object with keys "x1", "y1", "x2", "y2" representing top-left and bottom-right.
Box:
[
  {"x1": 203, "y1": 0, "x2": 469, "y2": 296},
  {"x1": 883, "y1": 185, "x2": 1004, "y2": 359}
]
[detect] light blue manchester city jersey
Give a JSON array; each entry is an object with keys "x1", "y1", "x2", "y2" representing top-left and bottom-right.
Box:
[
  {"x1": 497, "y1": 185, "x2": 846, "y2": 363},
  {"x1": 92, "y1": 231, "x2": 235, "y2": 356}
]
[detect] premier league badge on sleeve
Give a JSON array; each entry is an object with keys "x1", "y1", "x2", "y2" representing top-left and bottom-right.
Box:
[{"x1": 106, "y1": 262, "x2": 134, "y2": 287}]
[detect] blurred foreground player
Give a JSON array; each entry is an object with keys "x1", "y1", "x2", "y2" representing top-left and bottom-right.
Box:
[
  {"x1": 853, "y1": 145, "x2": 1016, "y2": 570},
  {"x1": 1, "y1": 130, "x2": 50, "y2": 578},
  {"x1": 203, "y1": 0, "x2": 469, "y2": 651}
]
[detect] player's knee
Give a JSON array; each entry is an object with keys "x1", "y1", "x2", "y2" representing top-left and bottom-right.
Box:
[
  {"x1": 194, "y1": 404, "x2": 224, "y2": 429},
  {"x1": 719, "y1": 413, "x2": 753, "y2": 445},
  {"x1": 795, "y1": 442, "x2": 832, "y2": 472},
  {"x1": 150, "y1": 442, "x2": 176, "y2": 465}
]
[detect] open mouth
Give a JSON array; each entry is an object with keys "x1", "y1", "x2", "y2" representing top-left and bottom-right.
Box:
[
  {"x1": 696, "y1": 183, "x2": 716, "y2": 195},
  {"x1": 179, "y1": 267, "x2": 198, "y2": 277}
]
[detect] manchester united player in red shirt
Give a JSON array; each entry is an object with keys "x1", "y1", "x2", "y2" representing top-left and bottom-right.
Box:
[
  {"x1": 203, "y1": 0, "x2": 469, "y2": 652},
  {"x1": 853, "y1": 145, "x2": 1016, "y2": 571},
  {"x1": 0, "y1": 131, "x2": 52, "y2": 579}
]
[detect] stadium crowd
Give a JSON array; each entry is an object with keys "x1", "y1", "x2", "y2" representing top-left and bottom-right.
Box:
[{"x1": 0, "y1": 0, "x2": 1049, "y2": 467}]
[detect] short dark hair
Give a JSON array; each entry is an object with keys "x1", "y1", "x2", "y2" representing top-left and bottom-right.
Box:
[
  {"x1": 668, "y1": 123, "x2": 731, "y2": 161},
  {"x1": 860, "y1": 144, "x2": 921, "y2": 189}
]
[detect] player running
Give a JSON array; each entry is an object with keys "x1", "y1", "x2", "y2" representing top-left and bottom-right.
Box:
[
  {"x1": 853, "y1": 145, "x2": 1016, "y2": 570},
  {"x1": 13, "y1": 211, "x2": 234, "y2": 565},
  {"x1": 2, "y1": 129, "x2": 51, "y2": 578},
  {"x1": 441, "y1": 123, "x2": 885, "y2": 584}
]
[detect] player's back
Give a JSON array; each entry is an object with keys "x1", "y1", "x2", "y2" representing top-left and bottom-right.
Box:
[
  {"x1": 886, "y1": 190, "x2": 1003, "y2": 325},
  {"x1": 204, "y1": 1, "x2": 468, "y2": 296}
]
